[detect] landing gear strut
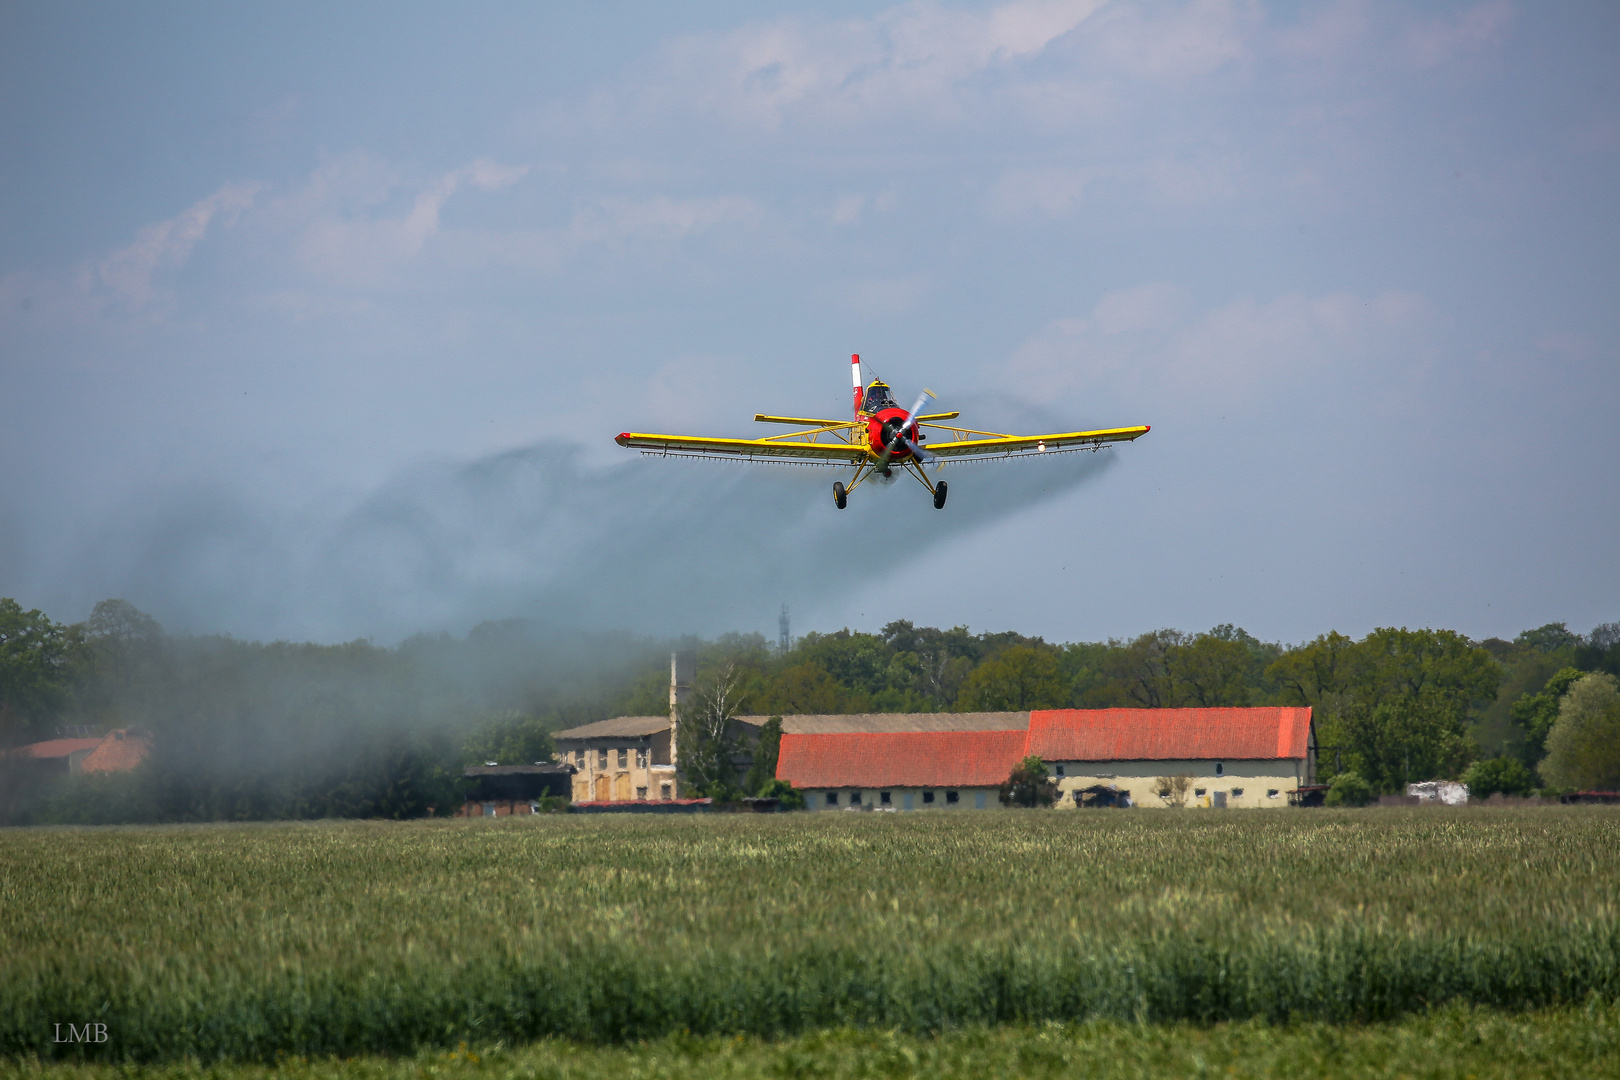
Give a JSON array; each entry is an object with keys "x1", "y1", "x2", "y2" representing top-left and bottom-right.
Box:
[
  {"x1": 933, "y1": 480, "x2": 948, "y2": 510},
  {"x1": 833, "y1": 481, "x2": 847, "y2": 509}
]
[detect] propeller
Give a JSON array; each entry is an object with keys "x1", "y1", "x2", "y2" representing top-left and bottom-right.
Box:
[{"x1": 876, "y1": 389, "x2": 936, "y2": 471}]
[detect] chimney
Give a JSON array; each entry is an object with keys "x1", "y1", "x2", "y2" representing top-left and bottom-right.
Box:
[{"x1": 669, "y1": 648, "x2": 696, "y2": 766}]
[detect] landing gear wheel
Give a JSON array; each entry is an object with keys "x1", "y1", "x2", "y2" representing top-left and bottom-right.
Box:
[
  {"x1": 833, "y1": 481, "x2": 848, "y2": 509},
  {"x1": 933, "y1": 480, "x2": 948, "y2": 509}
]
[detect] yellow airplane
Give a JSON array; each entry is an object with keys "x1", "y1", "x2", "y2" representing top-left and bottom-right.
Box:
[{"x1": 616, "y1": 354, "x2": 1149, "y2": 509}]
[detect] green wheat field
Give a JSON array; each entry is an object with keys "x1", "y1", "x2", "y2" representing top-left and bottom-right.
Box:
[{"x1": 4, "y1": 808, "x2": 1619, "y2": 1077}]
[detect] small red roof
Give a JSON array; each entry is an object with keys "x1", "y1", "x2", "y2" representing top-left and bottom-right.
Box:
[
  {"x1": 776, "y1": 729, "x2": 1029, "y2": 789},
  {"x1": 1027, "y1": 707, "x2": 1313, "y2": 761},
  {"x1": 14, "y1": 738, "x2": 103, "y2": 760}
]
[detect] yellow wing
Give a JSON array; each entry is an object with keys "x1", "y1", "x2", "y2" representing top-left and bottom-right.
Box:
[
  {"x1": 919, "y1": 424, "x2": 1150, "y2": 460},
  {"x1": 617, "y1": 422, "x2": 868, "y2": 464}
]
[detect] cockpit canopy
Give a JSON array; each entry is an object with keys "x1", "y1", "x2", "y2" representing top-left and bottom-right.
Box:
[{"x1": 863, "y1": 382, "x2": 897, "y2": 412}]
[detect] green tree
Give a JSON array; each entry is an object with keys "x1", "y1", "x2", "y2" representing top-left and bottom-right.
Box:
[
  {"x1": 1508, "y1": 667, "x2": 1583, "y2": 767},
  {"x1": 1574, "y1": 622, "x2": 1620, "y2": 679},
  {"x1": 1461, "y1": 756, "x2": 1536, "y2": 798},
  {"x1": 1339, "y1": 695, "x2": 1476, "y2": 793},
  {"x1": 1515, "y1": 622, "x2": 1582, "y2": 654},
  {"x1": 754, "y1": 777, "x2": 805, "y2": 810},
  {"x1": 1540, "y1": 673, "x2": 1620, "y2": 791},
  {"x1": 1105, "y1": 629, "x2": 1184, "y2": 707},
  {"x1": 0, "y1": 598, "x2": 79, "y2": 746},
  {"x1": 744, "y1": 715, "x2": 783, "y2": 794},
  {"x1": 957, "y1": 646, "x2": 1067, "y2": 710},
  {"x1": 1353, "y1": 628, "x2": 1502, "y2": 714},
  {"x1": 462, "y1": 711, "x2": 557, "y2": 766},
  {"x1": 1267, "y1": 631, "x2": 1358, "y2": 706},
  {"x1": 999, "y1": 755, "x2": 1058, "y2": 807},
  {"x1": 763, "y1": 663, "x2": 863, "y2": 714},
  {"x1": 678, "y1": 664, "x2": 744, "y2": 797},
  {"x1": 1169, "y1": 627, "x2": 1257, "y2": 707},
  {"x1": 1324, "y1": 771, "x2": 1374, "y2": 807}
]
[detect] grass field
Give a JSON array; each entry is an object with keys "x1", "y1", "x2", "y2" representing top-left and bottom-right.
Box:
[
  {"x1": 3, "y1": 808, "x2": 1618, "y2": 1065},
  {"x1": 6, "y1": 1007, "x2": 1620, "y2": 1080}
]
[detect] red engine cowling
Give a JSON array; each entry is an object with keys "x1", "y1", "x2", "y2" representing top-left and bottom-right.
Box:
[{"x1": 866, "y1": 407, "x2": 922, "y2": 460}]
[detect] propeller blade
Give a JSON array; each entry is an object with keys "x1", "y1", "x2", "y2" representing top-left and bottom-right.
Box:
[{"x1": 874, "y1": 389, "x2": 937, "y2": 471}]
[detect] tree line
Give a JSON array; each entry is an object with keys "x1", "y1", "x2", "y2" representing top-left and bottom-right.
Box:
[{"x1": 3, "y1": 597, "x2": 1617, "y2": 824}]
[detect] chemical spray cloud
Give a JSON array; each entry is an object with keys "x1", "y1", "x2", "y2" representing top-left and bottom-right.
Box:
[{"x1": 60, "y1": 398, "x2": 1116, "y2": 642}]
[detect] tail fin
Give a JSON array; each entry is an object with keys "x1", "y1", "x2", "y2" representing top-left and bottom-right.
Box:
[{"x1": 851, "y1": 353, "x2": 863, "y2": 416}]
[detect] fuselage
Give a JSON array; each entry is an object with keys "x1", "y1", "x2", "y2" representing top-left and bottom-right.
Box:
[{"x1": 854, "y1": 371, "x2": 921, "y2": 462}]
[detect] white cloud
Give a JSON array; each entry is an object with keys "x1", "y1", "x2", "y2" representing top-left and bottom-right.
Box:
[
  {"x1": 293, "y1": 158, "x2": 528, "y2": 287},
  {"x1": 988, "y1": 166, "x2": 1096, "y2": 217},
  {"x1": 1085, "y1": 0, "x2": 1257, "y2": 80},
  {"x1": 1400, "y1": 1, "x2": 1512, "y2": 70},
  {"x1": 85, "y1": 182, "x2": 260, "y2": 311},
  {"x1": 634, "y1": 0, "x2": 1106, "y2": 131},
  {"x1": 567, "y1": 194, "x2": 763, "y2": 245},
  {"x1": 1007, "y1": 283, "x2": 1432, "y2": 405},
  {"x1": 831, "y1": 193, "x2": 868, "y2": 225}
]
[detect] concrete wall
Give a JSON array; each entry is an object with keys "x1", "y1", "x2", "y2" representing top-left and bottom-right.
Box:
[
  {"x1": 802, "y1": 786, "x2": 1001, "y2": 811},
  {"x1": 1049, "y1": 758, "x2": 1306, "y2": 808}
]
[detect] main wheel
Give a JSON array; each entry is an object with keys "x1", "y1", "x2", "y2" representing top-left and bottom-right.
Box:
[
  {"x1": 833, "y1": 481, "x2": 848, "y2": 509},
  {"x1": 933, "y1": 480, "x2": 948, "y2": 509}
]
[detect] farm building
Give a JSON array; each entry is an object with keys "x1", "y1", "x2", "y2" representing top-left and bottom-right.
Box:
[
  {"x1": 555, "y1": 650, "x2": 1318, "y2": 809},
  {"x1": 458, "y1": 763, "x2": 574, "y2": 817},
  {"x1": 9, "y1": 727, "x2": 153, "y2": 778},
  {"x1": 1030, "y1": 707, "x2": 1317, "y2": 808},
  {"x1": 777, "y1": 707, "x2": 1315, "y2": 810}
]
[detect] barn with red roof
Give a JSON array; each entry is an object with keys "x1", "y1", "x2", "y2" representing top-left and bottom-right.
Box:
[
  {"x1": 1027, "y1": 707, "x2": 1316, "y2": 808},
  {"x1": 554, "y1": 651, "x2": 1317, "y2": 811}
]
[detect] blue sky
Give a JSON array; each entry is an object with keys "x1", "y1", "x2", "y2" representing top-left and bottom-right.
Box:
[{"x1": 1, "y1": 0, "x2": 1616, "y2": 645}]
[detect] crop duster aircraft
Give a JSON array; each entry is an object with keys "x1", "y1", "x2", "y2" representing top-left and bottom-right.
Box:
[{"x1": 615, "y1": 354, "x2": 1149, "y2": 509}]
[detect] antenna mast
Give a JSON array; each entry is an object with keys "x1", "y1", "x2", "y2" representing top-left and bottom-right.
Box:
[{"x1": 778, "y1": 604, "x2": 791, "y2": 654}]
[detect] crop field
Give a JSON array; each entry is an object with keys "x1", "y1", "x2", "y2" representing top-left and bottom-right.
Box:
[{"x1": 3, "y1": 808, "x2": 1619, "y2": 1067}]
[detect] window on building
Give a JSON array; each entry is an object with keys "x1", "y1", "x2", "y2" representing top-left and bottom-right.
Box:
[
  {"x1": 573, "y1": 749, "x2": 583, "y2": 767},
  {"x1": 617, "y1": 748, "x2": 628, "y2": 769},
  {"x1": 635, "y1": 786, "x2": 648, "y2": 799},
  {"x1": 636, "y1": 748, "x2": 648, "y2": 768},
  {"x1": 922, "y1": 791, "x2": 935, "y2": 804},
  {"x1": 946, "y1": 790, "x2": 959, "y2": 805},
  {"x1": 1055, "y1": 764, "x2": 1065, "y2": 777},
  {"x1": 1195, "y1": 788, "x2": 1206, "y2": 797},
  {"x1": 1231, "y1": 788, "x2": 1244, "y2": 797},
  {"x1": 1215, "y1": 762, "x2": 1224, "y2": 776},
  {"x1": 880, "y1": 791, "x2": 892, "y2": 805},
  {"x1": 850, "y1": 791, "x2": 862, "y2": 806},
  {"x1": 1157, "y1": 786, "x2": 1171, "y2": 798},
  {"x1": 1267, "y1": 789, "x2": 1279, "y2": 799},
  {"x1": 826, "y1": 792, "x2": 838, "y2": 806},
  {"x1": 598, "y1": 749, "x2": 608, "y2": 769},
  {"x1": 482, "y1": 803, "x2": 495, "y2": 818},
  {"x1": 660, "y1": 783, "x2": 672, "y2": 800}
]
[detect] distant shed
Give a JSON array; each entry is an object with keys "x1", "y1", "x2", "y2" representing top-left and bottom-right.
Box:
[{"x1": 459, "y1": 764, "x2": 574, "y2": 818}]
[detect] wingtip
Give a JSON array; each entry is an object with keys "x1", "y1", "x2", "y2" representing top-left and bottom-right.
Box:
[{"x1": 615, "y1": 432, "x2": 631, "y2": 446}]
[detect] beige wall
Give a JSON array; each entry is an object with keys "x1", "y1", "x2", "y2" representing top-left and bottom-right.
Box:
[
  {"x1": 560, "y1": 741, "x2": 678, "y2": 802},
  {"x1": 1049, "y1": 759, "x2": 1306, "y2": 809},
  {"x1": 802, "y1": 787, "x2": 1002, "y2": 811}
]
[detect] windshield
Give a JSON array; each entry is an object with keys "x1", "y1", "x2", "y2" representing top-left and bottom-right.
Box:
[{"x1": 863, "y1": 384, "x2": 896, "y2": 411}]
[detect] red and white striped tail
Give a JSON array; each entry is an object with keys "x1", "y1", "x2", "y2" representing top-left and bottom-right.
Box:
[{"x1": 851, "y1": 353, "x2": 862, "y2": 416}]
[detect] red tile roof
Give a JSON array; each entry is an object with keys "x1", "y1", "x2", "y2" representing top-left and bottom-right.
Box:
[
  {"x1": 1027, "y1": 707, "x2": 1313, "y2": 761},
  {"x1": 776, "y1": 729, "x2": 1029, "y2": 789},
  {"x1": 13, "y1": 738, "x2": 102, "y2": 760},
  {"x1": 80, "y1": 730, "x2": 152, "y2": 773}
]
